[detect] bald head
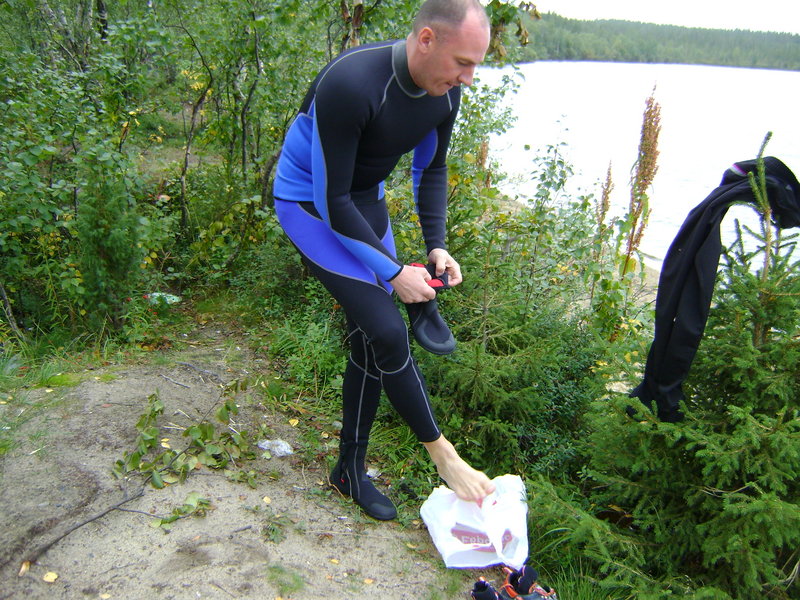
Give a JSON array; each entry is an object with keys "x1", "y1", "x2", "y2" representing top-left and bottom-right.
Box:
[
  {"x1": 412, "y1": 0, "x2": 490, "y2": 36},
  {"x1": 405, "y1": 0, "x2": 490, "y2": 96}
]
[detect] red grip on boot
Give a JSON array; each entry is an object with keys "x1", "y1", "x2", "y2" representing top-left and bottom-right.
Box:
[{"x1": 409, "y1": 263, "x2": 449, "y2": 290}]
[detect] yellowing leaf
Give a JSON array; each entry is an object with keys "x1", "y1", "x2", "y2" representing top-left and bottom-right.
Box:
[
  {"x1": 43, "y1": 572, "x2": 59, "y2": 583},
  {"x1": 288, "y1": 418, "x2": 299, "y2": 427},
  {"x1": 100, "y1": 594, "x2": 111, "y2": 599},
  {"x1": 363, "y1": 578, "x2": 375, "y2": 584},
  {"x1": 329, "y1": 558, "x2": 339, "y2": 564},
  {"x1": 18, "y1": 561, "x2": 30, "y2": 576},
  {"x1": 262, "y1": 496, "x2": 272, "y2": 504}
]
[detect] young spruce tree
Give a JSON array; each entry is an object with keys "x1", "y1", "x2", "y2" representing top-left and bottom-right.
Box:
[
  {"x1": 581, "y1": 150, "x2": 800, "y2": 599},
  {"x1": 76, "y1": 148, "x2": 143, "y2": 332}
]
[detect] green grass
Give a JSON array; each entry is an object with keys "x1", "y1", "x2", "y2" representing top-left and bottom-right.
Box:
[
  {"x1": 0, "y1": 346, "x2": 77, "y2": 457},
  {"x1": 543, "y1": 561, "x2": 631, "y2": 600},
  {"x1": 424, "y1": 568, "x2": 476, "y2": 599},
  {"x1": 265, "y1": 564, "x2": 306, "y2": 596},
  {"x1": 41, "y1": 372, "x2": 82, "y2": 387},
  {"x1": 0, "y1": 388, "x2": 65, "y2": 457}
]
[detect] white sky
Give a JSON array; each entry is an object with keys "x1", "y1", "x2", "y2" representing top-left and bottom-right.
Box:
[{"x1": 532, "y1": 0, "x2": 800, "y2": 35}]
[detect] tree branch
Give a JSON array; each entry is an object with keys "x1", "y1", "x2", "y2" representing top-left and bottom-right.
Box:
[{"x1": 20, "y1": 486, "x2": 145, "y2": 571}]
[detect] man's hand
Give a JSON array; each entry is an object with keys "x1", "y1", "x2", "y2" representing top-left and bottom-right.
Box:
[
  {"x1": 428, "y1": 248, "x2": 462, "y2": 287},
  {"x1": 391, "y1": 264, "x2": 437, "y2": 304}
]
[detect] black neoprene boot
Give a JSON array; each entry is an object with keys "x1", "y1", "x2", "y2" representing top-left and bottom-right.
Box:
[
  {"x1": 406, "y1": 297, "x2": 455, "y2": 355},
  {"x1": 330, "y1": 441, "x2": 397, "y2": 521}
]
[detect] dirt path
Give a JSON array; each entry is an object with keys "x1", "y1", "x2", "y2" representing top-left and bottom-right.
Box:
[{"x1": 0, "y1": 325, "x2": 497, "y2": 599}]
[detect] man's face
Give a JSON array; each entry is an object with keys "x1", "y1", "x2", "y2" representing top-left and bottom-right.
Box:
[{"x1": 413, "y1": 10, "x2": 490, "y2": 97}]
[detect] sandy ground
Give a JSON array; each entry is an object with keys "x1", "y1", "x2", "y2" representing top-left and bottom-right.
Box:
[{"x1": 0, "y1": 325, "x2": 501, "y2": 600}]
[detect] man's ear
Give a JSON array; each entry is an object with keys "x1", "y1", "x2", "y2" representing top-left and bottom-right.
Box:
[{"x1": 416, "y1": 26, "x2": 436, "y2": 52}]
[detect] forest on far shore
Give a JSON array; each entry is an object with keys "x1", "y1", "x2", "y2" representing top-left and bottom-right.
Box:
[{"x1": 518, "y1": 12, "x2": 800, "y2": 70}]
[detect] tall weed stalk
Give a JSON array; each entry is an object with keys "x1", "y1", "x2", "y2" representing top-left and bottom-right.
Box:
[{"x1": 591, "y1": 91, "x2": 661, "y2": 341}]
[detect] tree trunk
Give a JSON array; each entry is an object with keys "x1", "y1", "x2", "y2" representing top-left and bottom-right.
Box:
[
  {"x1": 180, "y1": 83, "x2": 212, "y2": 233},
  {"x1": 0, "y1": 282, "x2": 27, "y2": 343},
  {"x1": 340, "y1": 0, "x2": 365, "y2": 52},
  {"x1": 96, "y1": 0, "x2": 108, "y2": 41},
  {"x1": 170, "y1": 24, "x2": 215, "y2": 236}
]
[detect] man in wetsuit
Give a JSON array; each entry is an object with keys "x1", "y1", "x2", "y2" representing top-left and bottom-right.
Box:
[{"x1": 273, "y1": 0, "x2": 495, "y2": 520}]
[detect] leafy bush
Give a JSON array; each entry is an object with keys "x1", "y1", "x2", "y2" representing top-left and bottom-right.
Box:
[{"x1": 0, "y1": 53, "x2": 85, "y2": 333}]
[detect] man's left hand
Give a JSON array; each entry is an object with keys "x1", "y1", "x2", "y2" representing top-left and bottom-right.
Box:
[{"x1": 428, "y1": 248, "x2": 462, "y2": 287}]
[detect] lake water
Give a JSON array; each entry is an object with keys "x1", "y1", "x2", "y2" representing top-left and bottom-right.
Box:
[{"x1": 476, "y1": 61, "x2": 800, "y2": 269}]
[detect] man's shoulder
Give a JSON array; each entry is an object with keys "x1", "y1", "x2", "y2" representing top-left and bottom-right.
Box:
[
  {"x1": 337, "y1": 39, "x2": 397, "y2": 59},
  {"x1": 315, "y1": 40, "x2": 398, "y2": 98},
  {"x1": 324, "y1": 40, "x2": 397, "y2": 76}
]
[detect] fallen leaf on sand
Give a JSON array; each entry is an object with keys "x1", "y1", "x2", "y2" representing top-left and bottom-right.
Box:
[{"x1": 43, "y1": 572, "x2": 59, "y2": 583}]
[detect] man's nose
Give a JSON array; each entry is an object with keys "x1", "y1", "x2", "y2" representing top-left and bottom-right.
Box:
[{"x1": 458, "y1": 66, "x2": 476, "y2": 86}]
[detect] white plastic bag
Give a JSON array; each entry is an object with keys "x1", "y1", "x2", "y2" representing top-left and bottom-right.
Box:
[{"x1": 420, "y1": 474, "x2": 528, "y2": 569}]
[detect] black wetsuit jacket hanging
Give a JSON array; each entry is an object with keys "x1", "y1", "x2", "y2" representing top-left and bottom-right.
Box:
[{"x1": 630, "y1": 157, "x2": 800, "y2": 422}]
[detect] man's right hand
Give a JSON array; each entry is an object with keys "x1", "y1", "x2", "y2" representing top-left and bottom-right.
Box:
[{"x1": 390, "y1": 264, "x2": 437, "y2": 304}]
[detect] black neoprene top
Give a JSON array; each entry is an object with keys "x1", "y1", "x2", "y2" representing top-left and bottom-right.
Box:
[{"x1": 273, "y1": 40, "x2": 460, "y2": 281}]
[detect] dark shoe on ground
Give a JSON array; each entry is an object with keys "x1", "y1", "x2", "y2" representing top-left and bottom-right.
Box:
[
  {"x1": 503, "y1": 565, "x2": 539, "y2": 596},
  {"x1": 330, "y1": 458, "x2": 397, "y2": 521},
  {"x1": 500, "y1": 565, "x2": 558, "y2": 599},
  {"x1": 471, "y1": 578, "x2": 500, "y2": 600}
]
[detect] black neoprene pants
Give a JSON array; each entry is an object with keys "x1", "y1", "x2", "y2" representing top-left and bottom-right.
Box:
[{"x1": 276, "y1": 199, "x2": 442, "y2": 444}]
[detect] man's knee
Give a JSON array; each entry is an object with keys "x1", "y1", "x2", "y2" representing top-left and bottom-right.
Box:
[{"x1": 367, "y1": 319, "x2": 411, "y2": 372}]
